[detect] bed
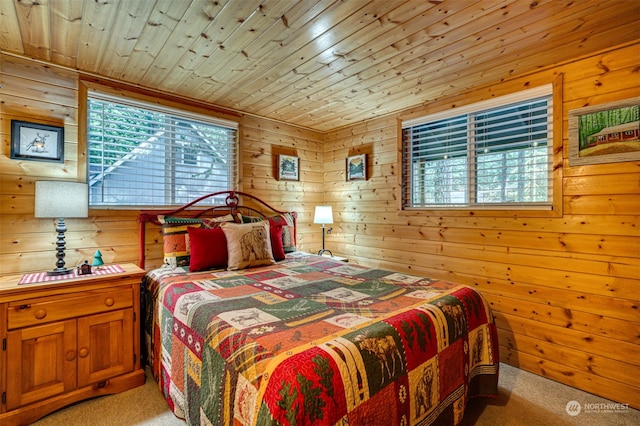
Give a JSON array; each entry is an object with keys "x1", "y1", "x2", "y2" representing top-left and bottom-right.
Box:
[{"x1": 139, "y1": 191, "x2": 499, "y2": 425}]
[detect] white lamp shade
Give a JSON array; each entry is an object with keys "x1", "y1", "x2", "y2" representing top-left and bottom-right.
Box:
[
  {"x1": 313, "y1": 205, "x2": 333, "y2": 225},
  {"x1": 35, "y1": 181, "x2": 89, "y2": 218}
]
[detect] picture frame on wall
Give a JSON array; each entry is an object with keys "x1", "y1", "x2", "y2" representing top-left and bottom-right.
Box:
[
  {"x1": 10, "y1": 120, "x2": 65, "y2": 163},
  {"x1": 568, "y1": 96, "x2": 640, "y2": 166},
  {"x1": 346, "y1": 153, "x2": 366, "y2": 181},
  {"x1": 277, "y1": 154, "x2": 299, "y2": 181}
]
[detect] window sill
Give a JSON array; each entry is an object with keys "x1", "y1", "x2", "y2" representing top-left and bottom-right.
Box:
[{"x1": 399, "y1": 205, "x2": 560, "y2": 218}]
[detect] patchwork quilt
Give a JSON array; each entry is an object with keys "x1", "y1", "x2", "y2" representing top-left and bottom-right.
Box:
[{"x1": 142, "y1": 252, "x2": 499, "y2": 425}]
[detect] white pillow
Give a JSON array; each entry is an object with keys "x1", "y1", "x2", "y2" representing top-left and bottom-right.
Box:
[{"x1": 220, "y1": 221, "x2": 275, "y2": 270}]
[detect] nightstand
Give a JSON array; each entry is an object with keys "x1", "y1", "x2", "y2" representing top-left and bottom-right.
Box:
[{"x1": 0, "y1": 263, "x2": 146, "y2": 425}]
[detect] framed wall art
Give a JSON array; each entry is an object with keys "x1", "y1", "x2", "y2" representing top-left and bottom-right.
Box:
[
  {"x1": 277, "y1": 154, "x2": 299, "y2": 181},
  {"x1": 346, "y1": 153, "x2": 366, "y2": 181},
  {"x1": 10, "y1": 120, "x2": 65, "y2": 163},
  {"x1": 568, "y1": 97, "x2": 640, "y2": 166}
]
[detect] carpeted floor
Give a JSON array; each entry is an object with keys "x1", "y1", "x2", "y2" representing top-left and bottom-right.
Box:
[
  {"x1": 461, "y1": 363, "x2": 639, "y2": 426},
  {"x1": 32, "y1": 363, "x2": 639, "y2": 425}
]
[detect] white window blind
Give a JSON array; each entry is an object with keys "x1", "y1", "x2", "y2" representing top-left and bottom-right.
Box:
[
  {"x1": 402, "y1": 86, "x2": 552, "y2": 209},
  {"x1": 87, "y1": 92, "x2": 238, "y2": 207}
]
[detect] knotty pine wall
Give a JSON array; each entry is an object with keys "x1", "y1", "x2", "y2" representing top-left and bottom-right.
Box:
[
  {"x1": 1, "y1": 40, "x2": 638, "y2": 408},
  {"x1": 323, "y1": 41, "x2": 640, "y2": 408},
  {"x1": 0, "y1": 54, "x2": 323, "y2": 275}
]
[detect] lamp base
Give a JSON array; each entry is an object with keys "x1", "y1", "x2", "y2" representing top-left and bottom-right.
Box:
[
  {"x1": 46, "y1": 267, "x2": 74, "y2": 276},
  {"x1": 317, "y1": 249, "x2": 333, "y2": 257}
]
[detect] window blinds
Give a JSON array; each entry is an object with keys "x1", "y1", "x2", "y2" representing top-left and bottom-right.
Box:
[
  {"x1": 87, "y1": 92, "x2": 238, "y2": 207},
  {"x1": 402, "y1": 86, "x2": 552, "y2": 208}
]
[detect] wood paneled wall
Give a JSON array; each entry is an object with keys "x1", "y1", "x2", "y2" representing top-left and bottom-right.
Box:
[
  {"x1": 1, "y1": 40, "x2": 639, "y2": 408},
  {"x1": 0, "y1": 54, "x2": 323, "y2": 275},
  {"x1": 322, "y1": 41, "x2": 640, "y2": 408}
]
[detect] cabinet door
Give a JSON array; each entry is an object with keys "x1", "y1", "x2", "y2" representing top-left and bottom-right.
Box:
[
  {"x1": 77, "y1": 309, "x2": 134, "y2": 387},
  {"x1": 6, "y1": 320, "x2": 77, "y2": 410}
]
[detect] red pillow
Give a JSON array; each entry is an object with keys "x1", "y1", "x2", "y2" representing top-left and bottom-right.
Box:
[
  {"x1": 270, "y1": 224, "x2": 285, "y2": 261},
  {"x1": 187, "y1": 226, "x2": 227, "y2": 272}
]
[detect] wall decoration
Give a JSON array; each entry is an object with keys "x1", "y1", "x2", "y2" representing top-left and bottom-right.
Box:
[
  {"x1": 10, "y1": 120, "x2": 65, "y2": 163},
  {"x1": 92, "y1": 249, "x2": 105, "y2": 268},
  {"x1": 568, "y1": 97, "x2": 640, "y2": 166},
  {"x1": 277, "y1": 154, "x2": 299, "y2": 181},
  {"x1": 346, "y1": 153, "x2": 367, "y2": 181}
]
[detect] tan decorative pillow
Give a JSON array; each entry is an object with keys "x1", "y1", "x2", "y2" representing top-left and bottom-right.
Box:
[
  {"x1": 204, "y1": 213, "x2": 236, "y2": 226},
  {"x1": 220, "y1": 221, "x2": 275, "y2": 270}
]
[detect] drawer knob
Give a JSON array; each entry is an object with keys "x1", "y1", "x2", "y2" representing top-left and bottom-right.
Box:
[
  {"x1": 79, "y1": 347, "x2": 89, "y2": 358},
  {"x1": 34, "y1": 309, "x2": 47, "y2": 320},
  {"x1": 105, "y1": 298, "x2": 115, "y2": 307},
  {"x1": 65, "y1": 350, "x2": 76, "y2": 361}
]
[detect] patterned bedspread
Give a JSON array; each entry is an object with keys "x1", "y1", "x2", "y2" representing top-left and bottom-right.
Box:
[{"x1": 142, "y1": 252, "x2": 499, "y2": 425}]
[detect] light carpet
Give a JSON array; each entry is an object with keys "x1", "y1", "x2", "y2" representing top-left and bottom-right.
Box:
[{"x1": 32, "y1": 363, "x2": 639, "y2": 425}]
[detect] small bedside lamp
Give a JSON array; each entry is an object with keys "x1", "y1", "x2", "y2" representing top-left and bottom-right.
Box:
[
  {"x1": 313, "y1": 205, "x2": 333, "y2": 256},
  {"x1": 35, "y1": 181, "x2": 89, "y2": 276}
]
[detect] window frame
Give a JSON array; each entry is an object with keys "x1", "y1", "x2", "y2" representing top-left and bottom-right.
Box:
[
  {"x1": 80, "y1": 81, "x2": 239, "y2": 210},
  {"x1": 398, "y1": 78, "x2": 563, "y2": 218}
]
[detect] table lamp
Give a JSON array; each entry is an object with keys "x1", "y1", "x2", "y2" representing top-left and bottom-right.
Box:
[
  {"x1": 313, "y1": 205, "x2": 333, "y2": 256},
  {"x1": 35, "y1": 181, "x2": 89, "y2": 275}
]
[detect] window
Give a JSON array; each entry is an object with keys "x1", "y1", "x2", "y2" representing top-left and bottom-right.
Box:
[
  {"x1": 402, "y1": 86, "x2": 552, "y2": 209},
  {"x1": 87, "y1": 92, "x2": 238, "y2": 207}
]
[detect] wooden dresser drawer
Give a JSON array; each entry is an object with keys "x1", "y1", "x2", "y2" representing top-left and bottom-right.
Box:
[{"x1": 7, "y1": 285, "x2": 133, "y2": 329}]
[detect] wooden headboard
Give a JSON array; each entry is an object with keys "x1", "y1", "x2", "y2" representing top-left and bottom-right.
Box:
[{"x1": 137, "y1": 190, "x2": 287, "y2": 269}]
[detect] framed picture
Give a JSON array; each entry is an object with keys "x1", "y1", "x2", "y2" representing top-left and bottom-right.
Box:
[
  {"x1": 568, "y1": 97, "x2": 640, "y2": 166},
  {"x1": 277, "y1": 154, "x2": 299, "y2": 181},
  {"x1": 10, "y1": 120, "x2": 65, "y2": 163},
  {"x1": 346, "y1": 153, "x2": 367, "y2": 181}
]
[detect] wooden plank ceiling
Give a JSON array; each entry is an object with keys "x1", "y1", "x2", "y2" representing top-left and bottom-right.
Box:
[{"x1": 1, "y1": 0, "x2": 639, "y2": 131}]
